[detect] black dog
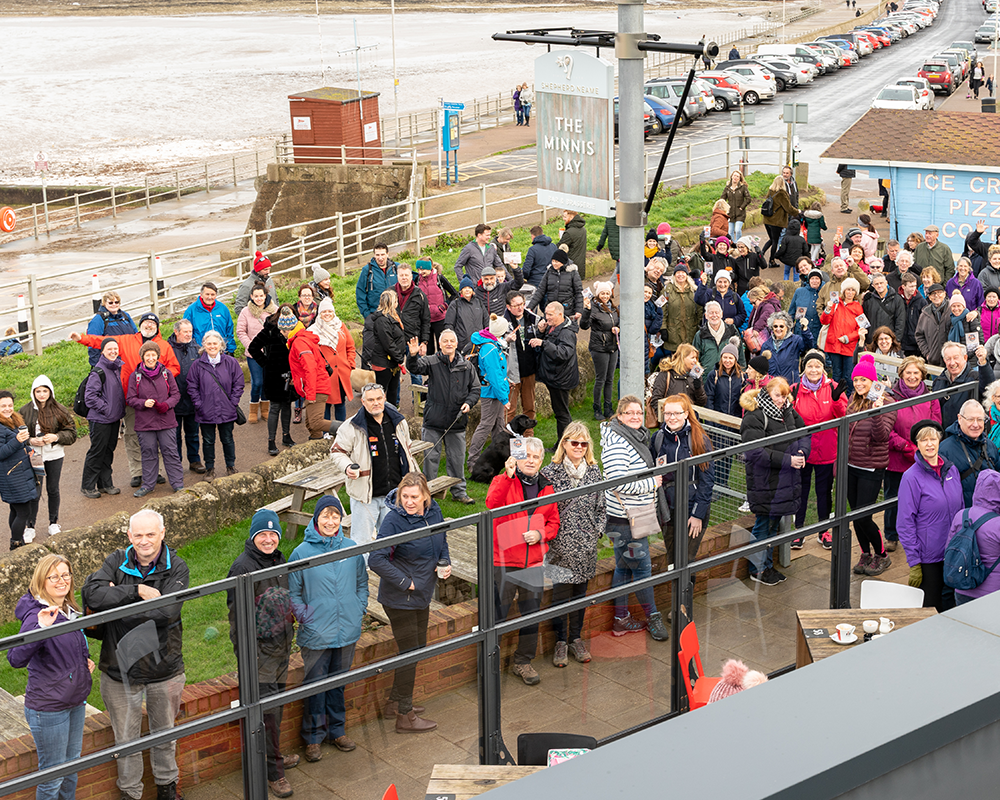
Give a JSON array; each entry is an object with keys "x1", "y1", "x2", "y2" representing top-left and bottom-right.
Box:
[{"x1": 469, "y1": 414, "x2": 536, "y2": 483}]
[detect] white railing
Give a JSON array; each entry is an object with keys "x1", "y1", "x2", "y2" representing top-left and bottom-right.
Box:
[{"x1": 1, "y1": 133, "x2": 784, "y2": 354}]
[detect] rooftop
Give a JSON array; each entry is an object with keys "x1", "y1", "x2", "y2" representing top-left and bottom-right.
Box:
[{"x1": 289, "y1": 87, "x2": 380, "y2": 104}]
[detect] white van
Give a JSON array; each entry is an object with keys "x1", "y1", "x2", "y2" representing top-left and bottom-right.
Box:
[{"x1": 755, "y1": 44, "x2": 826, "y2": 74}]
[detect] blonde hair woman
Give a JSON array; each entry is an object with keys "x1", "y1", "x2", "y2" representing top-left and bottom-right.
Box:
[
  {"x1": 8, "y1": 554, "x2": 94, "y2": 800},
  {"x1": 361, "y1": 289, "x2": 407, "y2": 406},
  {"x1": 649, "y1": 342, "x2": 707, "y2": 418},
  {"x1": 541, "y1": 422, "x2": 605, "y2": 666},
  {"x1": 761, "y1": 174, "x2": 794, "y2": 266}
]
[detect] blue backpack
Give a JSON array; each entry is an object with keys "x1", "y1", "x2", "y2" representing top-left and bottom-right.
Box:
[{"x1": 943, "y1": 510, "x2": 1000, "y2": 591}]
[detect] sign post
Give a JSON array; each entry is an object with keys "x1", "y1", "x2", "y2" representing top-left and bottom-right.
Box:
[{"x1": 442, "y1": 101, "x2": 464, "y2": 186}]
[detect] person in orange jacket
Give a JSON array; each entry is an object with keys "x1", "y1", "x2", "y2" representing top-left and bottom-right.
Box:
[
  {"x1": 71, "y1": 313, "x2": 180, "y2": 486},
  {"x1": 286, "y1": 324, "x2": 333, "y2": 440},
  {"x1": 818, "y1": 277, "x2": 864, "y2": 396},
  {"x1": 486, "y1": 437, "x2": 560, "y2": 686}
]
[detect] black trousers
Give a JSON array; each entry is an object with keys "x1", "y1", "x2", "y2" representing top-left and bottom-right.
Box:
[
  {"x1": 548, "y1": 386, "x2": 572, "y2": 444},
  {"x1": 175, "y1": 413, "x2": 201, "y2": 464},
  {"x1": 761, "y1": 223, "x2": 783, "y2": 260},
  {"x1": 28, "y1": 457, "x2": 63, "y2": 526},
  {"x1": 384, "y1": 605, "x2": 430, "y2": 714},
  {"x1": 81, "y1": 420, "x2": 119, "y2": 492},
  {"x1": 260, "y1": 680, "x2": 288, "y2": 781},
  {"x1": 848, "y1": 466, "x2": 885, "y2": 556},
  {"x1": 920, "y1": 561, "x2": 955, "y2": 613}
]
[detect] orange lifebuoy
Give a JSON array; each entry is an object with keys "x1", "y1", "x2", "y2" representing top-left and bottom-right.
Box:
[{"x1": 0, "y1": 207, "x2": 15, "y2": 232}]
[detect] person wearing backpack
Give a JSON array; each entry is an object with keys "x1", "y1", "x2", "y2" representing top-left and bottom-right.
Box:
[
  {"x1": 946, "y1": 469, "x2": 1000, "y2": 605},
  {"x1": 84, "y1": 291, "x2": 137, "y2": 367}
]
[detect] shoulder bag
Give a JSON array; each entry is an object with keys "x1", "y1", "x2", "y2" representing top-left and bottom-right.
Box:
[{"x1": 612, "y1": 489, "x2": 660, "y2": 540}]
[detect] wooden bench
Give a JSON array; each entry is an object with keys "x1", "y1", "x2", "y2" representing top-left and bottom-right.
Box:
[
  {"x1": 427, "y1": 474, "x2": 462, "y2": 500},
  {"x1": 411, "y1": 383, "x2": 428, "y2": 418},
  {"x1": 439, "y1": 525, "x2": 480, "y2": 584}
]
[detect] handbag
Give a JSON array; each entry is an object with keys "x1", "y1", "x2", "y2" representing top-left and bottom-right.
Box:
[
  {"x1": 613, "y1": 490, "x2": 660, "y2": 540},
  {"x1": 203, "y1": 364, "x2": 246, "y2": 425},
  {"x1": 816, "y1": 324, "x2": 830, "y2": 351}
]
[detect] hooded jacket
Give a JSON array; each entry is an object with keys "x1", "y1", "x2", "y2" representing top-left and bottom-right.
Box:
[
  {"x1": 330, "y1": 404, "x2": 417, "y2": 503},
  {"x1": 286, "y1": 326, "x2": 333, "y2": 403},
  {"x1": 819, "y1": 297, "x2": 864, "y2": 357},
  {"x1": 486, "y1": 471, "x2": 560, "y2": 568},
  {"x1": 395, "y1": 282, "x2": 431, "y2": 344},
  {"x1": 167, "y1": 331, "x2": 201, "y2": 416},
  {"x1": 444, "y1": 293, "x2": 488, "y2": 353},
  {"x1": 775, "y1": 224, "x2": 810, "y2": 266},
  {"x1": 523, "y1": 234, "x2": 558, "y2": 286},
  {"x1": 528, "y1": 264, "x2": 584, "y2": 319},
  {"x1": 802, "y1": 209, "x2": 827, "y2": 245},
  {"x1": 946, "y1": 273, "x2": 985, "y2": 313},
  {"x1": 559, "y1": 215, "x2": 588, "y2": 277},
  {"x1": 85, "y1": 353, "x2": 126, "y2": 425},
  {"x1": 470, "y1": 329, "x2": 509, "y2": 402},
  {"x1": 77, "y1": 330, "x2": 180, "y2": 397},
  {"x1": 416, "y1": 270, "x2": 455, "y2": 323},
  {"x1": 7, "y1": 594, "x2": 91, "y2": 711},
  {"x1": 406, "y1": 350, "x2": 481, "y2": 432},
  {"x1": 357, "y1": 257, "x2": 399, "y2": 320},
  {"x1": 475, "y1": 271, "x2": 525, "y2": 318},
  {"x1": 694, "y1": 284, "x2": 747, "y2": 328},
  {"x1": 740, "y1": 388, "x2": 811, "y2": 516},
  {"x1": 791, "y1": 279, "x2": 825, "y2": 342},
  {"x1": 897, "y1": 453, "x2": 964, "y2": 566},
  {"x1": 792, "y1": 377, "x2": 848, "y2": 465},
  {"x1": 749, "y1": 294, "x2": 783, "y2": 338},
  {"x1": 764, "y1": 326, "x2": 815, "y2": 384},
  {"x1": 85, "y1": 306, "x2": 137, "y2": 366},
  {"x1": 0, "y1": 419, "x2": 37, "y2": 505},
  {"x1": 288, "y1": 503, "x2": 367, "y2": 650},
  {"x1": 126, "y1": 361, "x2": 181, "y2": 431},
  {"x1": 596, "y1": 217, "x2": 621, "y2": 261},
  {"x1": 938, "y1": 421, "x2": 1000, "y2": 507},
  {"x1": 651, "y1": 423, "x2": 714, "y2": 521},
  {"x1": 362, "y1": 309, "x2": 407, "y2": 372},
  {"x1": 82, "y1": 544, "x2": 188, "y2": 683},
  {"x1": 947, "y1": 469, "x2": 1000, "y2": 598},
  {"x1": 705, "y1": 367, "x2": 743, "y2": 417},
  {"x1": 183, "y1": 297, "x2": 236, "y2": 354},
  {"x1": 662, "y1": 280, "x2": 704, "y2": 352},
  {"x1": 721, "y1": 182, "x2": 751, "y2": 222},
  {"x1": 369, "y1": 489, "x2": 449, "y2": 609},
  {"x1": 19, "y1": 375, "x2": 77, "y2": 463},
  {"x1": 761, "y1": 187, "x2": 794, "y2": 229},
  {"x1": 187, "y1": 351, "x2": 245, "y2": 424},
  {"x1": 580, "y1": 302, "x2": 620, "y2": 354},
  {"x1": 247, "y1": 322, "x2": 297, "y2": 405},
  {"x1": 534, "y1": 319, "x2": 580, "y2": 391},
  {"x1": 734, "y1": 250, "x2": 765, "y2": 295}
]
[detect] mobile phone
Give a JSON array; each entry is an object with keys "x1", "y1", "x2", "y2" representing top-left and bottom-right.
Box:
[{"x1": 511, "y1": 437, "x2": 527, "y2": 460}]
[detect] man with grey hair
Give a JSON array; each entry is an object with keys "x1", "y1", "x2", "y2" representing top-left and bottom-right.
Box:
[
  {"x1": 939, "y1": 399, "x2": 1000, "y2": 507},
  {"x1": 529, "y1": 302, "x2": 579, "y2": 445},
  {"x1": 692, "y1": 300, "x2": 743, "y2": 373},
  {"x1": 82, "y1": 510, "x2": 189, "y2": 800},
  {"x1": 167, "y1": 317, "x2": 205, "y2": 473},
  {"x1": 933, "y1": 340, "x2": 995, "y2": 429},
  {"x1": 486, "y1": 437, "x2": 560, "y2": 685}
]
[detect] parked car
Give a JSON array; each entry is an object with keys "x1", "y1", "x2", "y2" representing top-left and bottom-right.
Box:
[
  {"x1": 895, "y1": 76, "x2": 935, "y2": 109},
  {"x1": 643, "y1": 95, "x2": 677, "y2": 134},
  {"x1": 918, "y1": 59, "x2": 957, "y2": 94},
  {"x1": 804, "y1": 41, "x2": 853, "y2": 66},
  {"x1": 613, "y1": 98, "x2": 655, "y2": 140},
  {"x1": 691, "y1": 77, "x2": 718, "y2": 110},
  {"x1": 714, "y1": 62, "x2": 777, "y2": 105},
  {"x1": 644, "y1": 78, "x2": 708, "y2": 124},
  {"x1": 696, "y1": 73, "x2": 743, "y2": 110},
  {"x1": 754, "y1": 57, "x2": 815, "y2": 87},
  {"x1": 871, "y1": 84, "x2": 923, "y2": 110},
  {"x1": 939, "y1": 49, "x2": 971, "y2": 79},
  {"x1": 975, "y1": 24, "x2": 1000, "y2": 43},
  {"x1": 934, "y1": 51, "x2": 967, "y2": 83}
]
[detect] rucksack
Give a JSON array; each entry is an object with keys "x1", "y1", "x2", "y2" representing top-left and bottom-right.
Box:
[
  {"x1": 73, "y1": 368, "x2": 106, "y2": 417},
  {"x1": 760, "y1": 196, "x2": 774, "y2": 217},
  {"x1": 943, "y1": 509, "x2": 1000, "y2": 591}
]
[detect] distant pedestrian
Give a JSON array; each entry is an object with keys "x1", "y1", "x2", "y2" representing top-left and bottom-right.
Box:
[
  {"x1": 514, "y1": 85, "x2": 524, "y2": 126},
  {"x1": 729, "y1": 46, "x2": 740, "y2": 60},
  {"x1": 520, "y1": 83, "x2": 533, "y2": 124},
  {"x1": 0, "y1": 391, "x2": 39, "y2": 550}
]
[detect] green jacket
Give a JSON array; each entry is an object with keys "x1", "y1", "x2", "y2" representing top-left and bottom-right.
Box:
[
  {"x1": 762, "y1": 188, "x2": 794, "y2": 229},
  {"x1": 661, "y1": 282, "x2": 703, "y2": 352},
  {"x1": 596, "y1": 216, "x2": 620, "y2": 261}
]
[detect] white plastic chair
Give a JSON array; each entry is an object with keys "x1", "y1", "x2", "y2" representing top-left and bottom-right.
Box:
[
  {"x1": 705, "y1": 525, "x2": 766, "y2": 655},
  {"x1": 860, "y1": 579, "x2": 924, "y2": 609}
]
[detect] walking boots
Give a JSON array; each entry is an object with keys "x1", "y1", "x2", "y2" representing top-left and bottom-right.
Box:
[
  {"x1": 248, "y1": 402, "x2": 259, "y2": 423},
  {"x1": 395, "y1": 710, "x2": 437, "y2": 733}
]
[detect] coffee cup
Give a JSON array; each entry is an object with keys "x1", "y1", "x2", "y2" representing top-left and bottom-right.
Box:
[
  {"x1": 862, "y1": 620, "x2": 878, "y2": 634},
  {"x1": 436, "y1": 559, "x2": 450, "y2": 579},
  {"x1": 836, "y1": 623, "x2": 855, "y2": 641},
  {"x1": 879, "y1": 617, "x2": 894, "y2": 634}
]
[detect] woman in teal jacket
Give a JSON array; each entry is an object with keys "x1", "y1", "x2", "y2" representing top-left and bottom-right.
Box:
[{"x1": 288, "y1": 495, "x2": 368, "y2": 762}]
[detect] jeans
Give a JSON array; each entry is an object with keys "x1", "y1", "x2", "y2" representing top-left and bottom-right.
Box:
[
  {"x1": 728, "y1": 220, "x2": 744, "y2": 242},
  {"x1": 883, "y1": 469, "x2": 903, "y2": 541},
  {"x1": 422, "y1": 426, "x2": 468, "y2": 499},
  {"x1": 200, "y1": 421, "x2": 236, "y2": 470},
  {"x1": 591, "y1": 350, "x2": 618, "y2": 414},
  {"x1": 28, "y1": 457, "x2": 63, "y2": 526},
  {"x1": 175, "y1": 413, "x2": 201, "y2": 465},
  {"x1": 24, "y1": 703, "x2": 86, "y2": 800},
  {"x1": 828, "y1": 353, "x2": 854, "y2": 396},
  {"x1": 515, "y1": 107, "x2": 525, "y2": 125},
  {"x1": 384, "y1": 605, "x2": 430, "y2": 714},
  {"x1": 494, "y1": 566, "x2": 542, "y2": 663},
  {"x1": 350, "y1": 495, "x2": 390, "y2": 552},
  {"x1": 552, "y1": 581, "x2": 589, "y2": 643},
  {"x1": 608, "y1": 516, "x2": 655, "y2": 618},
  {"x1": 101, "y1": 672, "x2": 185, "y2": 798},
  {"x1": 247, "y1": 357, "x2": 267, "y2": 403},
  {"x1": 783, "y1": 262, "x2": 795, "y2": 281},
  {"x1": 848, "y1": 466, "x2": 885, "y2": 555},
  {"x1": 522, "y1": 103, "x2": 532, "y2": 123},
  {"x1": 300, "y1": 644, "x2": 356, "y2": 744},
  {"x1": 795, "y1": 462, "x2": 834, "y2": 530},
  {"x1": 750, "y1": 514, "x2": 783, "y2": 573},
  {"x1": 81, "y1": 420, "x2": 119, "y2": 492}
]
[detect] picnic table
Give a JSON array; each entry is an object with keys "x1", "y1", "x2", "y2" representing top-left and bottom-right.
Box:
[
  {"x1": 795, "y1": 607, "x2": 937, "y2": 668},
  {"x1": 425, "y1": 764, "x2": 544, "y2": 800}
]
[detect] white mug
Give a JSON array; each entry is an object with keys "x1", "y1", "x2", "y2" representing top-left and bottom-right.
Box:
[
  {"x1": 836, "y1": 623, "x2": 856, "y2": 641},
  {"x1": 862, "y1": 619, "x2": 879, "y2": 634},
  {"x1": 879, "y1": 617, "x2": 895, "y2": 634}
]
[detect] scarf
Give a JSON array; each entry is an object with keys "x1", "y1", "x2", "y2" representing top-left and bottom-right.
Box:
[
  {"x1": 562, "y1": 458, "x2": 589, "y2": 487},
  {"x1": 756, "y1": 389, "x2": 785, "y2": 422},
  {"x1": 708, "y1": 320, "x2": 725, "y2": 345},
  {"x1": 139, "y1": 361, "x2": 161, "y2": 379},
  {"x1": 395, "y1": 282, "x2": 415, "y2": 309},
  {"x1": 645, "y1": 244, "x2": 659, "y2": 259},
  {"x1": 311, "y1": 315, "x2": 342, "y2": 351},
  {"x1": 801, "y1": 375, "x2": 823, "y2": 392},
  {"x1": 207, "y1": 353, "x2": 221, "y2": 366},
  {"x1": 607, "y1": 418, "x2": 653, "y2": 467},
  {"x1": 893, "y1": 378, "x2": 926, "y2": 400},
  {"x1": 296, "y1": 300, "x2": 318, "y2": 325},
  {"x1": 248, "y1": 300, "x2": 277, "y2": 320},
  {"x1": 200, "y1": 297, "x2": 215, "y2": 312}
]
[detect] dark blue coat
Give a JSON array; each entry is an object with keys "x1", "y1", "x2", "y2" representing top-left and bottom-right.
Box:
[
  {"x1": 523, "y1": 234, "x2": 558, "y2": 286},
  {"x1": 694, "y1": 284, "x2": 747, "y2": 328},
  {"x1": 86, "y1": 307, "x2": 137, "y2": 366},
  {"x1": 0, "y1": 424, "x2": 38, "y2": 505},
  {"x1": 85, "y1": 354, "x2": 125, "y2": 425},
  {"x1": 369, "y1": 490, "x2": 449, "y2": 609},
  {"x1": 740, "y1": 390, "x2": 811, "y2": 517},
  {"x1": 651, "y1": 424, "x2": 715, "y2": 521},
  {"x1": 938, "y1": 422, "x2": 1000, "y2": 507},
  {"x1": 168, "y1": 331, "x2": 200, "y2": 416},
  {"x1": 765, "y1": 327, "x2": 815, "y2": 384},
  {"x1": 705, "y1": 369, "x2": 743, "y2": 417}
]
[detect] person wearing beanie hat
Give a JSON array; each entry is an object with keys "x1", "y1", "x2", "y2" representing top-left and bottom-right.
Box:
[
  {"x1": 527, "y1": 247, "x2": 584, "y2": 323},
  {"x1": 226, "y1": 508, "x2": 300, "y2": 795},
  {"x1": 138, "y1": 340, "x2": 160, "y2": 360},
  {"x1": 694, "y1": 266, "x2": 746, "y2": 331},
  {"x1": 356, "y1": 242, "x2": 399, "y2": 320},
  {"x1": 844, "y1": 352, "x2": 894, "y2": 576},
  {"x1": 720, "y1": 340, "x2": 740, "y2": 362},
  {"x1": 467, "y1": 313, "x2": 511, "y2": 472},
  {"x1": 748, "y1": 354, "x2": 770, "y2": 377},
  {"x1": 72, "y1": 310, "x2": 181, "y2": 489},
  {"x1": 791, "y1": 267, "x2": 826, "y2": 343},
  {"x1": 235, "y1": 251, "x2": 277, "y2": 316},
  {"x1": 288, "y1": 492, "x2": 365, "y2": 760},
  {"x1": 819, "y1": 275, "x2": 864, "y2": 393},
  {"x1": 253, "y1": 251, "x2": 272, "y2": 274},
  {"x1": 708, "y1": 659, "x2": 769, "y2": 704},
  {"x1": 445, "y1": 274, "x2": 488, "y2": 353}
]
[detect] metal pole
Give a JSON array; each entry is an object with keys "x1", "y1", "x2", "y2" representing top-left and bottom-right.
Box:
[
  {"x1": 830, "y1": 416, "x2": 852, "y2": 608},
  {"x1": 145, "y1": 176, "x2": 151, "y2": 210},
  {"x1": 32, "y1": 204, "x2": 38, "y2": 239},
  {"x1": 336, "y1": 212, "x2": 346, "y2": 276},
  {"x1": 480, "y1": 185, "x2": 488, "y2": 225},
  {"x1": 148, "y1": 252, "x2": 160, "y2": 317},
  {"x1": 617, "y1": 0, "x2": 647, "y2": 401},
  {"x1": 414, "y1": 199, "x2": 422, "y2": 255},
  {"x1": 298, "y1": 237, "x2": 307, "y2": 280},
  {"x1": 41, "y1": 174, "x2": 50, "y2": 234},
  {"x1": 233, "y1": 156, "x2": 238, "y2": 186},
  {"x1": 233, "y1": 573, "x2": 268, "y2": 800},
  {"x1": 670, "y1": 462, "x2": 689, "y2": 713},
  {"x1": 391, "y1": 0, "x2": 400, "y2": 156},
  {"x1": 476, "y1": 509, "x2": 507, "y2": 765},
  {"x1": 176, "y1": 171, "x2": 182, "y2": 201},
  {"x1": 27, "y1": 275, "x2": 42, "y2": 354},
  {"x1": 74, "y1": 194, "x2": 81, "y2": 228},
  {"x1": 205, "y1": 163, "x2": 210, "y2": 193}
]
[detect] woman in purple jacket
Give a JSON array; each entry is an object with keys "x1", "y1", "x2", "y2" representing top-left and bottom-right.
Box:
[
  {"x1": 126, "y1": 341, "x2": 183, "y2": 498},
  {"x1": 951, "y1": 469, "x2": 1000, "y2": 605},
  {"x1": 186, "y1": 331, "x2": 245, "y2": 480},
  {"x1": 80, "y1": 337, "x2": 125, "y2": 499},
  {"x1": 7, "y1": 554, "x2": 94, "y2": 800},
  {"x1": 897, "y1": 420, "x2": 964, "y2": 611}
]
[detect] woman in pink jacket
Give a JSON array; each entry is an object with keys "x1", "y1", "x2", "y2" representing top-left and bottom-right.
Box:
[
  {"x1": 884, "y1": 355, "x2": 941, "y2": 552},
  {"x1": 236, "y1": 282, "x2": 277, "y2": 424}
]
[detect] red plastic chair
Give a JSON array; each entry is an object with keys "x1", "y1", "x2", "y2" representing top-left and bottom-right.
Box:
[{"x1": 678, "y1": 621, "x2": 720, "y2": 710}]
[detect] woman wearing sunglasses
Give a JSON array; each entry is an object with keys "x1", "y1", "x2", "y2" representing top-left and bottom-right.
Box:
[{"x1": 541, "y1": 422, "x2": 605, "y2": 667}]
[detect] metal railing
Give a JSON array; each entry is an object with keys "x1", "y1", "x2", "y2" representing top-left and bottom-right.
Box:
[{"x1": 0, "y1": 378, "x2": 975, "y2": 799}]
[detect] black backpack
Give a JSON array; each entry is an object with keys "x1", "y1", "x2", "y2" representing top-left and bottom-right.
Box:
[
  {"x1": 944, "y1": 509, "x2": 1000, "y2": 591},
  {"x1": 73, "y1": 369, "x2": 105, "y2": 417}
]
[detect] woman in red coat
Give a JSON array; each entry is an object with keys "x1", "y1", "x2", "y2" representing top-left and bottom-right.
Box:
[
  {"x1": 288, "y1": 322, "x2": 333, "y2": 441},
  {"x1": 309, "y1": 297, "x2": 356, "y2": 423},
  {"x1": 819, "y1": 277, "x2": 864, "y2": 395},
  {"x1": 486, "y1": 437, "x2": 560, "y2": 686}
]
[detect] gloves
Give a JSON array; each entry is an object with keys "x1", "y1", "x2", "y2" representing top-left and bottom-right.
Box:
[
  {"x1": 154, "y1": 401, "x2": 169, "y2": 414},
  {"x1": 908, "y1": 564, "x2": 923, "y2": 588},
  {"x1": 831, "y1": 381, "x2": 846, "y2": 401}
]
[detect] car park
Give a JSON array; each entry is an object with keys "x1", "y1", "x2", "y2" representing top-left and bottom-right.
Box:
[
  {"x1": 872, "y1": 84, "x2": 923, "y2": 110},
  {"x1": 895, "y1": 76, "x2": 936, "y2": 109},
  {"x1": 713, "y1": 63, "x2": 776, "y2": 104},
  {"x1": 644, "y1": 79, "x2": 708, "y2": 124},
  {"x1": 918, "y1": 59, "x2": 957, "y2": 94},
  {"x1": 754, "y1": 44, "x2": 829, "y2": 73},
  {"x1": 643, "y1": 96, "x2": 677, "y2": 134},
  {"x1": 820, "y1": 32, "x2": 873, "y2": 55}
]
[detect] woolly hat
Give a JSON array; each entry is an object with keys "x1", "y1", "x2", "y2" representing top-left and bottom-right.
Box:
[
  {"x1": 673, "y1": 262, "x2": 689, "y2": 275},
  {"x1": 138, "y1": 312, "x2": 160, "y2": 326},
  {"x1": 949, "y1": 291, "x2": 967, "y2": 310},
  {"x1": 808, "y1": 269, "x2": 824, "y2": 283},
  {"x1": 415, "y1": 259, "x2": 433, "y2": 271},
  {"x1": 715, "y1": 236, "x2": 732, "y2": 250},
  {"x1": 312, "y1": 264, "x2": 331, "y2": 283},
  {"x1": 802, "y1": 349, "x2": 826, "y2": 370},
  {"x1": 318, "y1": 297, "x2": 335, "y2": 314},
  {"x1": 312, "y1": 494, "x2": 345, "y2": 528},
  {"x1": 720, "y1": 339, "x2": 740, "y2": 362},
  {"x1": 593, "y1": 281, "x2": 614, "y2": 297},
  {"x1": 249, "y1": 508, "x2": 282, "y2": 542},
  {"x1": 845, "y1": 227, "x2": 862, "y2": 241},
  {"x1": 460, "y1": 275, "x2": 475, "y2": 292},
  {"x1": 646, "y1": 228, "x2": 659, "y2": 243},
  {"x1": 657, "y1": 222, "x2": 672, "y2": 237},
  {"x1": 840, "y1": 277, "x2": 861, "y2": 297},
  {"x1": 737, "y1": 235, "x2": 756, "y2": 250},
  {"x1": 708, "y1": 659, "x2": 749, "y2": 703},
  {"x1": 253, "y1": 251, "x2": 271, "y2": 272},
  {"x1": 714, "y1": 270, "x2": 732, "y2": 285},
  {"x1": 488, "y1": 314, "x2": 509, "y2": 339},
  {"x1": 138, "y1": 341, "x2": 161, "y2": 360},
  {"x1": 100, "y1": 336, "x2": 118, "y2": 353},
  {"x1": 551, "y1": 250, "x2": 570, "y2": 265},
  {"x1": 749, "y1": 354, "x2": 770, "y2": 375},
  {"x1": 987, "y1": 287, "x2": 1000, "y2": 301},
  {"x1": 910, "y1": 419, "x2": 944, "y2": 445},
  {"x1": 852, "y1": 353, "x2": 878, "y2": 382}
]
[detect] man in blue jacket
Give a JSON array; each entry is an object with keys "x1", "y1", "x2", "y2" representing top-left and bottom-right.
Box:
[
  {"x1": 467, "y1": 315, "x2": 511, "y2": 473},
  {"x1": 356, "y1": 242, "x2": 398, "y2": 320},
  {"x1": 939, "y1": 401, "x2": 1000, "y2": 507},
  {"x1": 182, "y1": 282, "x2": 236, "y2": 354}
]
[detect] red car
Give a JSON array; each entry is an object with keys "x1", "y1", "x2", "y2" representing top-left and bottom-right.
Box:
[
  {"x1": 918, "y1": 59, "x2": 956, "y2": 94},
  {"x1": 854, "y1": 31, "x2": 882, "y2": 50}
]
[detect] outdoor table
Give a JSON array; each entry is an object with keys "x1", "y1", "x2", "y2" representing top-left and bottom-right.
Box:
[
  {"x1": 425, "y1": 764, "x2": 544, "y2": 800},
  {"x1": 795, "y1": 607, "x2": 937, "y2": 668}
]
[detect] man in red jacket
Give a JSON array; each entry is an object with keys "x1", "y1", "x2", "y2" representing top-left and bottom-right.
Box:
[{"x1": 486, "y1": 437, "x2": 560, "y2": 686}]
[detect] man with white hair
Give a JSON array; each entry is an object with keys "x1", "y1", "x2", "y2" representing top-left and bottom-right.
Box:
[
  {"x1": 933, "y1": 340, "x2": 995, "y2": 430},
  {"x1": 529, "y1": 302, "x2": 579, "y2": 445},
  {"x1": 694, "y1": 269, "x2": 745, "y2": 328},
  {"x1": 82, "y1": 510, "x2": 189, "y2": 800},
  {"x1": 939, "y1": 399, "x2": 1000, "y2": 507},
  {"x1": 692, "y1": 300, "x2": 743, "y2": 373}
]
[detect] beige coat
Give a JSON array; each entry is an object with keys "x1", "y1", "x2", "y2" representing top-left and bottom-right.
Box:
[{"x1": 330, "y1": 408, "x2": 418, "y2": 503}]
